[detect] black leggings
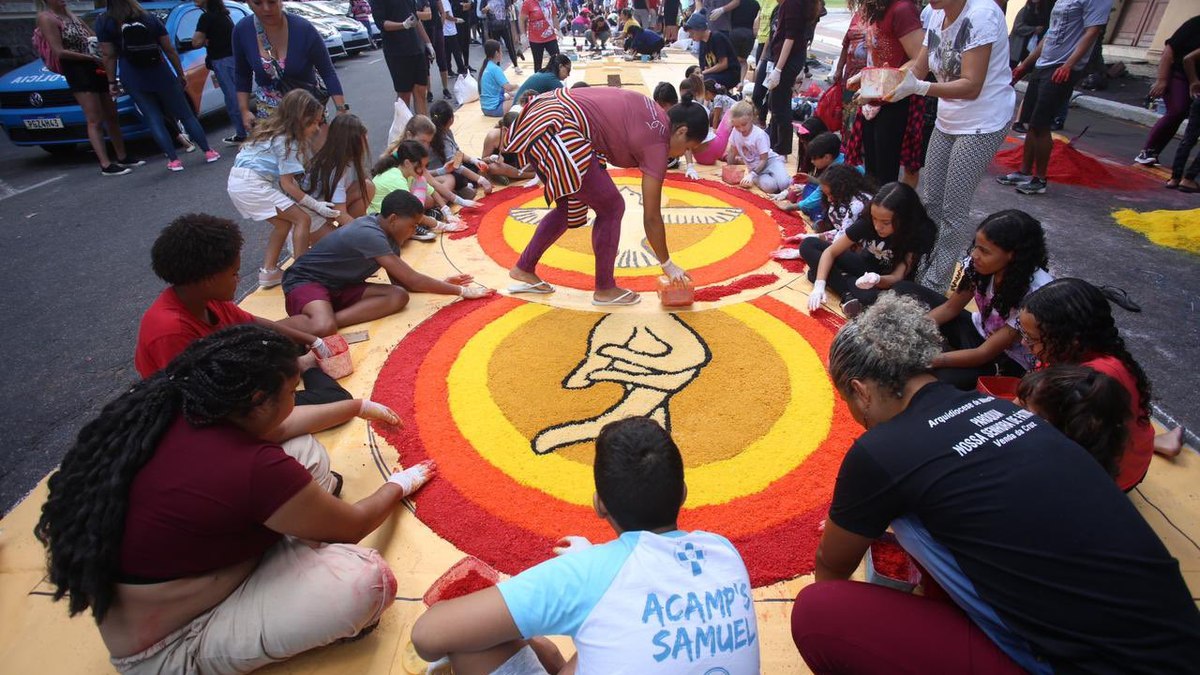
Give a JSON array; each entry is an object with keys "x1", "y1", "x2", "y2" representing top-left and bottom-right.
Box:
[
  {"x1": 889, "y1": 281, "x2": 1026, "y2": 390},
  {"x1": 799, "y1": 238, "x2": 883, "y2": 306},
  {"x1": 768, "y1": 57, "x2": 805, "y2": 156},
  {"x1": 449, "y1": 31, "x2": 470, "y2": 73},
  {"x1": 530, "y1": 40, "x2": 559, "y2": 72},
  {"x1": 487, "y1": 19, "x2": 521, "y2": 67},
  {"x1": 860, "y1": 98, "x2": 910, "y2": 184},
  {"x1": 295, "y1": 367, "x2": 352, "y2": 406}
]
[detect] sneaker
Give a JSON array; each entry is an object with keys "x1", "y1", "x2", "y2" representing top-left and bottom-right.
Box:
[
  {"x1": 443, "y1": 89, "x2": 453, "y2": 99},
  {"x1": 411, "y1": 225, "x2": 437, "y2": 242},
  {"x1": 100, "y1": 163, "x2": 131, "y2": 176},
  {"x1": 179, "y1": 134, "x2": 197, "y2": 153},
  {"x1": 426, "y1": 91, "x2": 434, "y2": 103},
  {"x1": 1011, "y1": 122, "x2": 1028, "y2": 134},
  {"x1": 204, "y1": 149, "x2": 221, "y2": 163},
  {"x1": 514, "y1": 67, "x2": 524, "y2": 76},
  {"x1": 1133, "y1": 150, "x2": 1158, "y2": 166},
  {"x1": 223, "y1": 134, "x2": 246, "y2": 146},
  {"x1": 166, "y1": 159, "x2": 184, "y2": 172},
  {"x1": 996, "y1": 171, "x2": 1032, "y2": 186},
  {"x1": 258, "y1": 267, "x2": 283, "y2": 288},
  {"x1": 1050, "y1": 118, "x2": 1064, "y2": 131},
  {"x1": 1015, "y1": 177, "x2": 1048, "y2": 195},
  {"x1": 841, "y1": 298, "x2": 863, "y2": 318},
  {"x1": 116, "y1": 155, "x2": 146, "y2": 167}
]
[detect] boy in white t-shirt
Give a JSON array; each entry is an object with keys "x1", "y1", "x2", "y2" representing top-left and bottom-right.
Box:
[{"x1": 411, "y1": 418, "x2": 761, "y2": 675}]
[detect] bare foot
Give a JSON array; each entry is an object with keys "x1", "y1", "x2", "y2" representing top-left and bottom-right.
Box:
[
  {"x1": 509, "y1": 266, "x2": 543, "y2": 286},
  {"x1": 592, "y1": 287, "x2": 639, "y2": 305},
  {"x1": 298, "y1": 352, "x2": 319, "y2": 370},
  {"x1": 1154, "y1": 427, "x2": 1184, "y2": 459}
]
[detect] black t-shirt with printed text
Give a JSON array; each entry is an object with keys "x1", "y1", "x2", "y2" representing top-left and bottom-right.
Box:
[
  {"x1": 830, "y1": 382, "x2": 1200, "y2": 673},
  {"x1": 700, "y1": 29, "x2": 739, "y2": 87}
]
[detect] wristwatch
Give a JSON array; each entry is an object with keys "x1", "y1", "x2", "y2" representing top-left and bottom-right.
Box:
[{"x1": 336, "y1": 103, "x2": 350, "y2": 112}]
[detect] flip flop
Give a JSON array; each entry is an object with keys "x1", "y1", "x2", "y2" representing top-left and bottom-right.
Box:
[
  {"x1": 591, "y1": 289, "x2": 641, "y2": 306},
  {"x1": 507, "y1": 280, "x2": 556, "y2": 294},
  {"x1": 1179, "y1": 185, "x2": 1198, "y2": 194}
]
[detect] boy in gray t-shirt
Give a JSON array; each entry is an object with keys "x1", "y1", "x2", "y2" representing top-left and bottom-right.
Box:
[
  {"x1": 280, "y1": 190, "x2": 493, "y2": 337},
  {"x1": 1000, "y1": 0, "x2": 1112, "y2": 196}
]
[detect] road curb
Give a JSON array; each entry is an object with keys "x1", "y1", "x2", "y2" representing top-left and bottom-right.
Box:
[{"x1": 1013, "y1": 80, "x2": 1166, "y2": 129}]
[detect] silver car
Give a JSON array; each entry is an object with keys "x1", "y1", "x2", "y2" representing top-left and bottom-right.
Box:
[{"x1": 285, "y1": 1, "x2": 370, "y2": 56}]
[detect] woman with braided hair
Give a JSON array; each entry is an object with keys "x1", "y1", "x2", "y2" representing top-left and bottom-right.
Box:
[
  {"x1": 36, "y1": 325, "x2": 434, "y2": 673},
  {"x1": 1018, "y1": 278, "x2": 1184, "y2": 491}
]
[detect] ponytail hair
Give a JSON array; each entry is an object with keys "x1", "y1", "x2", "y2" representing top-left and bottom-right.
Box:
[
  {"x1": 667, "y1": 93, "x2": 710, "y2": 142},
  {"x1": 372, "y1": 139, "x2": 428, "y2": 176},
  {"x1": 35, "y1": 325, "x2": 300, "y2": 622}
]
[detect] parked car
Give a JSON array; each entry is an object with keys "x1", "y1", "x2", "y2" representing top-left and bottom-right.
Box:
[
  {"x1": 0, "y1": 0, "x2": 251, "y2": 154},
  {"x1": 284, "y1": 2, "x2": 367, "y2": 56},
  {"x1": 304, "y1": 0, "x2": 380, "y2": 47}
]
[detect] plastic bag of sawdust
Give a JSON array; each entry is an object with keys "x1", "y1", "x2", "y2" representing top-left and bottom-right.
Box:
[
  {"x1": 423, "y1": 556, "x2": 500, "y2": 606},
  {"x1": 721, "y1": 164, "x2": 745, "y2": 185},
  {"x1": 858, "y1": 67, "x2": 905, "y2": 100},
  {"x1": 316, "y1": 334, "x2": 353, "y2": 379}
]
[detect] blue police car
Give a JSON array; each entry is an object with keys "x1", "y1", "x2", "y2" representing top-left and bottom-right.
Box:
[{"x1": 0, "y1": 1, "x2": 251, "y2": 154}]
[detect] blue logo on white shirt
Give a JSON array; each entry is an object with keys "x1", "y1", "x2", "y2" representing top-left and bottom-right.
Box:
[{"x1": 676, "y1": 542, "x2": 706, "y2": 576}]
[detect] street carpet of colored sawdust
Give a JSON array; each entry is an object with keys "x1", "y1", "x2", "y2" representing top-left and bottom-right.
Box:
[
  {"x1": 370, "y1": 294, "x2": 859, "y2": 587},
  {"x1": 1112, "y1": 208, "x2": 1200, "y2": 254},
  {"x1": 693, "y1": 273, "x2": 781, "y2": 302},
  {"x1": 994, "y1": 139, "x2": 1159, "y2": 190}
]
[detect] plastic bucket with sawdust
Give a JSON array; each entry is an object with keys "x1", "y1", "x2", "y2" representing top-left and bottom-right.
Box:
[
  {"x1": 858, "y1": 67, "x2": 904, "y2": 99},
  {"x1": 423, "y1": 556, "x2": 501, "y2": 606},
  {"x1": 865, "y1": 533, "x2": 921, "y2": 593},
  {"x1": 657, "y1": 275, "x2": 695, "y2": 307},
  {"x1": 317, "y1": 334, "x2": 354, "y2": 379},
  {"x1": 977, "y1": 375, "x2": 1021, "y2": 402}
]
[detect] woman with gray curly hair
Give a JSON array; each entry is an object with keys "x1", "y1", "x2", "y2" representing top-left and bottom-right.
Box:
[{"x1": 792, "y1": 293, "x2": 1200, "y2": 674}]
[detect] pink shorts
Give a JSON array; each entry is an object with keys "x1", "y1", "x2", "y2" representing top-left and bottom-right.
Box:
[{"x1": 285, "y1": 282, "x2": 371, "y2": 316}]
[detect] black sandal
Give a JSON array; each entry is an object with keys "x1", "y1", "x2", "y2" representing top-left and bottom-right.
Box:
[{"x1": 330, "y1": 470, "x2": 344, "y2": 498}]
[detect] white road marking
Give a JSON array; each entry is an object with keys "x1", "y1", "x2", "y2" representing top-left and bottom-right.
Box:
[{"x1": 0, "y1": 174, "x2": 64, "y2": 202}]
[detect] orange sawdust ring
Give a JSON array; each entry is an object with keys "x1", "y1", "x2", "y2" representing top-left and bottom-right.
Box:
[
  {"x1": 370, "y1": 295, "x2": 857, "y2": 586},
  {"x1": 473, "y1": 170, "x2": 789, "y2": 291}
]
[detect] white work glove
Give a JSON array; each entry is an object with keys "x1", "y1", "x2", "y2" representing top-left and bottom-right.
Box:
[
  {"x1": 310, "y1": 336, "x2": 333, "y2": 358},
  {"x1": 300, "y1": 194, "x2": 339, "y2": 219},
  {"x1": 478, "y1": 176, "x2": 494, "y2": 193},
  {"x1": 424, "y1": 42, "x2": 436, "y2": 61},
  {"x1": 764, "y1": 64, "x2": 781, "y2": 90},
  {"x1": 747, "y1": 53, "x2": 757, "y2": 70},
  {"x1": 740, "y1": 171, "x2": 756, "y2": 188},
  {"x1": 883, "y1": 68, "x2": 930, "y2": 102},
  {"x1": 685, "y1": 163, "x2": 700, "y2": 180},
  {"x1": 807, "y1": 280, "x2": 826, "y2": 312},
  {"x1": 453, "y1": 195, "x2": 481, "y2": 208},
  {"x1": 708, "y1": 6, "x2": 725, "y2": 21},
  {"x1": 440, "y1": 204, "x2": 453, "y2": 220},
  {"x1": 855, "y1": 272, "x2": 881, "y2": 289},
  {"x1": 460, "y1": 286, "x2": 494, "y2": 299},
  {"x1": 553, "y1": 535, "x2": 593, "y2": 556},
  {"x1": 388, "y1": 459, "x2": 435, "y2": 496},
  {"x1": 661, "y1": 258, "x2": 689, "y2": 282},
  {"x1": 359, "y1": 399, "x2": 401, "y2": 425}
]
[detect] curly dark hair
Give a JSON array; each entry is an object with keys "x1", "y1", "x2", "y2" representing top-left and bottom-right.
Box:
[
  {"x1": 955, "y1": 209, "x2": 1048, "y2": 325},
  {"x1": 870, "y1": 181, "x2": 937, "y2": 280},
  {"x1": 1021, "y1": 278, "x2": 1151, "y2": 421},
  {"x1": 34, "y1": 325, "x2": 300, "y2": 621},
  {"x1": 150, "y1": 213, "x2": 243, "y2": 286},
  {"x1": 1018, "y1": 364, "x2": 1131, "y2": 478},
  {"x1": 818, "y1": 164, "x2": 876, "y2": 228},
  {"x1": 304, "y1": 113, "x2": 369, "y2": 203}
]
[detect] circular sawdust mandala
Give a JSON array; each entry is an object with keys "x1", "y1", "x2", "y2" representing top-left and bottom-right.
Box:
[
  {"x1": 371, "y1": 295, "x2": 857, "y2": 587},
  {"x1": 474, "y1": 170, "x2": 785, "y2": 294}
]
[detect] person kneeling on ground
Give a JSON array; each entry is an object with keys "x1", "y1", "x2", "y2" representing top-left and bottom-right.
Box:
[
  {"x1": 623, "y1": 21, "x2": 666, "y2": 58},
  {"x1": 133, "y1": 213, "x2": 398, "y2": 452},
  {"x1": 411, "y1": 417, "x2": 761, "y2": 674},
  {"x1": 281, "y1": 190, "x2": 493, "y2": 338},
  {"x1": 36, "y1": 325, "x2": 436, "y2": 673},
  {"x1": 792, "y1": 293, "x2": 1200, "y2": 673}
]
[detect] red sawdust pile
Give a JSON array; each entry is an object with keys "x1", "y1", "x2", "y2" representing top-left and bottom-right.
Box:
[
  {"x1": 994, "y1": 138, "x2": 1158, "y2": 190},
  {"x1": 423, "y1": 557, "x2": 499, "y2": 605},
  {"x1": 694, "y1": 273, "x2": 780, "y2": 302}
]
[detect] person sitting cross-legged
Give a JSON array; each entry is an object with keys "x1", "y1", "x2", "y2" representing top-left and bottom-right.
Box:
[
  {"x1": 411, "y1": 417, "x2": 762, "y2": 674},
  {"x1": 280, "y1": 190, "x2": 494, "y2": 338},
  {"x1": 36, "y1": 325, "x2": 436, "y2": 674}
]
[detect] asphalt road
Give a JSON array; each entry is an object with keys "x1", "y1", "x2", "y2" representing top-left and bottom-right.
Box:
[{"x1": 1, "y1": 40, "x2": 1197, "y2": 515}]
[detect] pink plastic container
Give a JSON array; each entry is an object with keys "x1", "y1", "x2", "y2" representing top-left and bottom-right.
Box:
[
  {"x1": 976, "y1": 375, "x2": 1021, "y2": 402},
  {"x1": 721, "y1": 164, "x2": 746, "y2": 185},
  {"x1": 858, "y1": 67, "x2": 905, "y2": 99},
  {"x1": 657, "y1": 276, "x2": 695, "y2": 307},
  {"x1": 316, "y1": 334, "x2": 353, "y2": 379}
]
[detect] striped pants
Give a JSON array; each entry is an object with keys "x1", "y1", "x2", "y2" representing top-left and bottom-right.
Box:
[{"x1": 918, "y1": 127, "x2": 1008, "y2": 294}]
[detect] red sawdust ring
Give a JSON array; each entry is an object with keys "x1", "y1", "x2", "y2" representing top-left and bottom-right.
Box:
[
  {"x1": 370, "y1": 295, "x2": 855, "y2": 586},
  {"x1": 473, "y1": 170, "x2": 795, "y2": 291}
]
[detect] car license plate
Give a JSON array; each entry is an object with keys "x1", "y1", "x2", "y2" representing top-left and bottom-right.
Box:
[{"x1": 24, "y1": 117, "x2": 64, "y2": 130}]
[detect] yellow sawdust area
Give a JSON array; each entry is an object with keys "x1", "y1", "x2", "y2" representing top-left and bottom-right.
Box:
[
  {"x1": 1, "y1": 52, "x2": 1198, "y2": 675},
  {"x1": 1112, "y1": 208, "x2": 1200, "y2": 255}
]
